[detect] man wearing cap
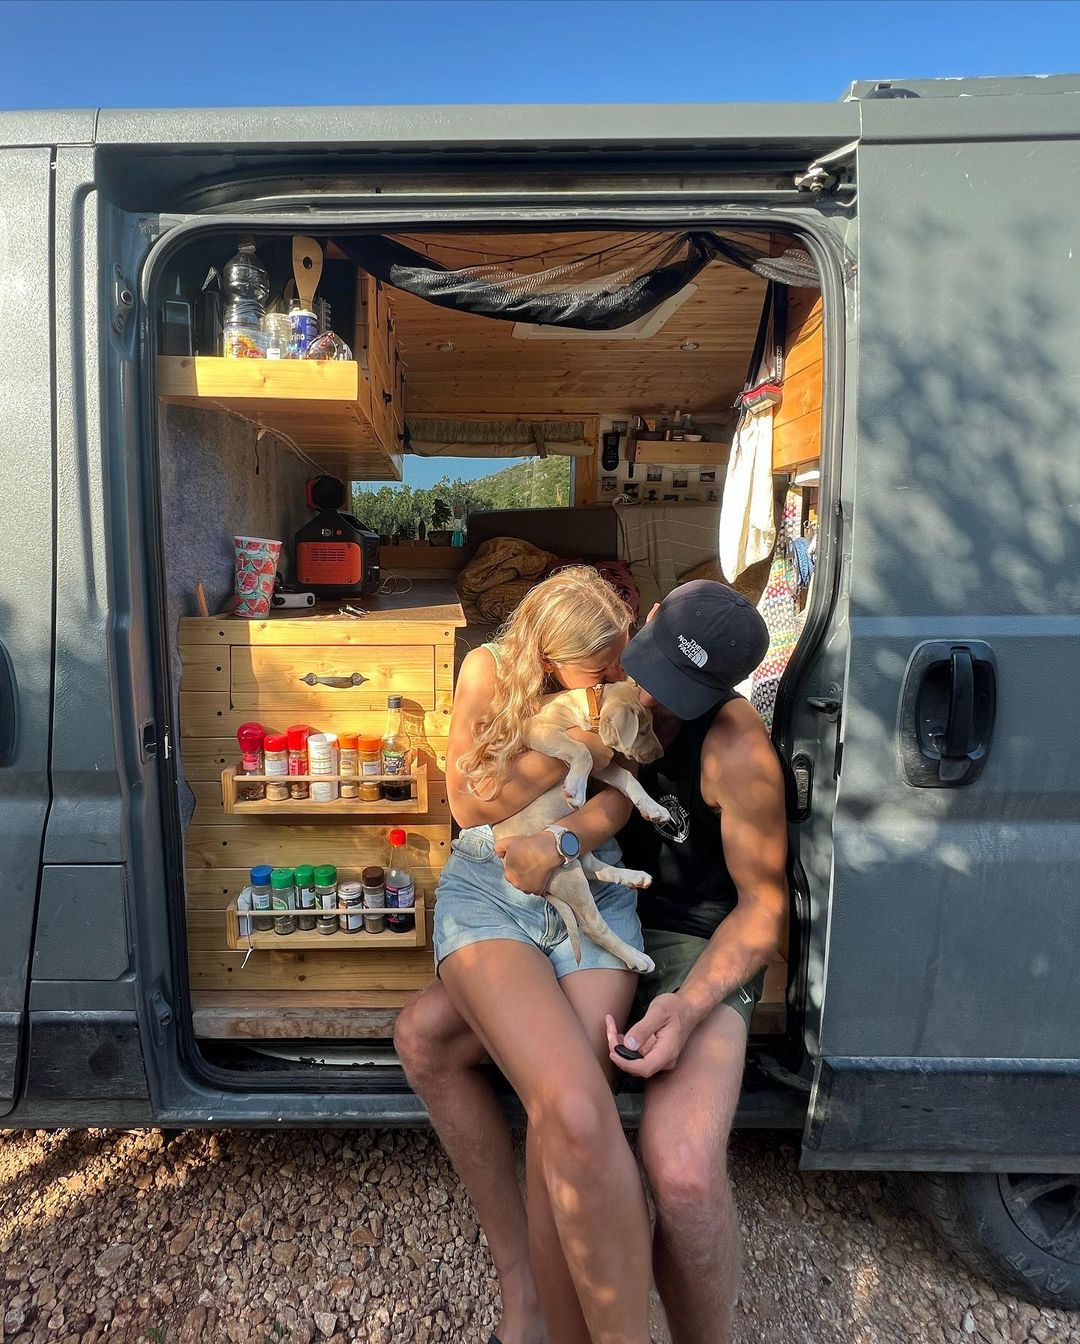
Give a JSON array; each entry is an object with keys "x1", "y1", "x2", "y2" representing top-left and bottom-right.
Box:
[{"x1": 395, "y1": 581, "x2": 788, "y2": 1344}]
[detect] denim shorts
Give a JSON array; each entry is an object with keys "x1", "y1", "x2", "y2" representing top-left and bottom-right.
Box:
[{"x1": 433, "y1": 825, "x2": 645, "y2": 978}]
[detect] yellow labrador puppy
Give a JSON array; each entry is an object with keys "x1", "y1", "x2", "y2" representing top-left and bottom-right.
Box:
[{"x1": 491, "y1": 680, "x2": 671, "y2": 974}]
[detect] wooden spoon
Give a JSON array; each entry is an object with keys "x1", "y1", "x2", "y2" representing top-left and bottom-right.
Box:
[{"x1": 292, "y1": 236, "x2": 323, "y2": 311}]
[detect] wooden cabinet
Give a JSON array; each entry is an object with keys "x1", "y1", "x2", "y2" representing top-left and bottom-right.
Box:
[
  {"x1": 178, "y1": 585, "x2": 464, "y2": 1004},
  {"x1": 354, "y1": 273, "x2": 406, "y2": 468}
]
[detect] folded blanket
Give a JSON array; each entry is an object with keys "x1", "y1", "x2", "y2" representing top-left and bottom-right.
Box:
[{"x1": 457, "y1": 537, "x2": 556, "y2": 623}]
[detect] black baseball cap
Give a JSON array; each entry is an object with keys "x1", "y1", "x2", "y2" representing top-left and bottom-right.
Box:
[{"x1": 621, "y1": 581, "x2": 769, "y2": 720}]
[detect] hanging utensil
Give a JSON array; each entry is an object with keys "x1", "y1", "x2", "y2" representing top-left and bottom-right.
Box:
[{"x1": 292, "y1": 236, "x2": 323, "y2": 311}]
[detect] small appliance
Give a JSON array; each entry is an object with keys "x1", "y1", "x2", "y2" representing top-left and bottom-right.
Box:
[{"x1": 294, "y1": 475, "x2": 381, "y2": 598}]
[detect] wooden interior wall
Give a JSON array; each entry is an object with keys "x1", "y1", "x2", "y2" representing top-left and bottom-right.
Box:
[{"x1": 772, "y1": 288, "x2": 823, "y2": 472}]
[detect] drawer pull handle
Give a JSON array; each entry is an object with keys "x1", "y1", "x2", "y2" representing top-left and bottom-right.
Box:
[{"x1": 299, "y1": 672, "x2": 369, "y2": 689}]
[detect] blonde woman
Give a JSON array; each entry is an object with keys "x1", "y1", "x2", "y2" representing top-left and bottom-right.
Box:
[{"x1": 432, "y1": 567, "x2": 652, "y2": 1344}]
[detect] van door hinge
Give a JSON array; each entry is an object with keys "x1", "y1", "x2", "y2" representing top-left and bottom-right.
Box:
[
  {"x1": 148, "y1": 989, "x2": 174, "y2": 1047},
  {"x1": 112, "y1": 266, "x2": 135, "y2": 336},
  {"x1": 795, "y1": 140, "x2": 859, "y2": 197}
]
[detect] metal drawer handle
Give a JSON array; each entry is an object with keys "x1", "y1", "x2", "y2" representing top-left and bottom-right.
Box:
[{"x1": 299, "y1": 672, "x2": 369, "y2": 689}]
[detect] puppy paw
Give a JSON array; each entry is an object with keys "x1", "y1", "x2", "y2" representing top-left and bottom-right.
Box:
[
  {"x1": 638, "y1": 800, "x2": 671, "y2": 826},
  {"x1": 620, "y1": 868, "x2": 653, "y2": 890},
  {"x1": 563, "y1": 774, "x2": 588, "y2": 809},
  {"x1": 628, "y1": 952, "x2": 656, "y2": 975}
]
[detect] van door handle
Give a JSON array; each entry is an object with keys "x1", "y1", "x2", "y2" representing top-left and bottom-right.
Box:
[
  {"x1": 0, "y1": 642, "x2": 17, "y2": 767},
  {"x1": 899, "y1": 640, "x2": 997, "y2": 788}
]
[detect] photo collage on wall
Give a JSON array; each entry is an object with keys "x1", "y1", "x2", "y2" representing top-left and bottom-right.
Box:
[{"x1": 599, "y1": 454, "x2": 722, "y2": 503}]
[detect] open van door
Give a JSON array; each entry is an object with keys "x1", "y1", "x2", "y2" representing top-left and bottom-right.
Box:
[
  {"x1": 0, "y1": 148, "x2": 55, "y2": 1115},
  {"x1": 803, "y1": 94, "x2": 1080, "y2": 1169}
]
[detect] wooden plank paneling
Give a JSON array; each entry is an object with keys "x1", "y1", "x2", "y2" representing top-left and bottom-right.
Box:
[
  {"x1": 231, "y1": 643, "x2": 436, "y2": 713},
  {"x1": 773, "y1": 288, "x2": 823, "y2": 472},
  {"x1": 180, "y1": 738, "x2": 448, "y2": 785},
  {"x1": 190, "y1": 781, "x2": 451, "y2": 826},
  {"x1": 184, "y1": 823, "x2": 449, "y2": 873},
  {"x1": 179, "y1": 692, "x2": 453, "y2": 745}
]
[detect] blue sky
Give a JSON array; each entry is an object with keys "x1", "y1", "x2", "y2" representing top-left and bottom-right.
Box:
[
  {"x1": 5, "y1": 0, "x2": 1074, "y2": 489},
  {"x1": 3, "y1": 0, "x2": 1076, "y2": 111}
]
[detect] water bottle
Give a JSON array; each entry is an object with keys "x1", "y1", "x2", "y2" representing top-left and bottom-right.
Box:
[{"x1": 222, "y1": 238, "x2": 269, "y2": 359}]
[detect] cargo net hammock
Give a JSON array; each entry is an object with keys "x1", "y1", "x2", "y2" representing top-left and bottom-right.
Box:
[{"x1": 341, "y1": 232, "x2": 817, "y2": 333}]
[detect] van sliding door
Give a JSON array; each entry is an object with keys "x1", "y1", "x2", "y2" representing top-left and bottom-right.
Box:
[
  {"x1": 0, "y1": 149, "x2": 55, "y2": 1115},
  {"x1": 804, "y1": 99, "x2": 1080, "y2": 1169}
]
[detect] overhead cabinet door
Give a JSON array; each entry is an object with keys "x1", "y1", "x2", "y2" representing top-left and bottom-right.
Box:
[
  {"x1": 805, "y1": 106, "x2": 1080, "y2": 1168},
  {"x1": 0, "y1": 148, "x2": 55, "y2": 1116}
]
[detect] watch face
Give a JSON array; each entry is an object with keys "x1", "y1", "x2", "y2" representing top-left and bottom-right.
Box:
[{"x1": 560, "y1": 830, "x2": 581, "y2": 859}]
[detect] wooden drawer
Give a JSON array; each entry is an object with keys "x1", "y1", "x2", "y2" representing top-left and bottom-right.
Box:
[{"x1": 230, "y1": 643, "x2": 435, "y2": 714}]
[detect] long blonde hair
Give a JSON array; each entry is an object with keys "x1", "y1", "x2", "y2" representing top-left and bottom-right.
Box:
[{"x1": 458, "y1": 566, "x2": 632, "y2": 797}]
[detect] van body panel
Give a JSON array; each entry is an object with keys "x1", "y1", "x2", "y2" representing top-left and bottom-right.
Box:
[
  {"x1": 0, "y1": 147, "x2": 56, "y2": 1116},
  {"x1": 804, "y1": 131, "x2": 1080, "y2": 1165}
]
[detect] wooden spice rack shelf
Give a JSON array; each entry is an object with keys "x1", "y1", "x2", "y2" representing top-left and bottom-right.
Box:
[
  {"x1": 221, "y1": 761, "x2": 429, "y2": 816},
  {"x1": 225, "y1": 892, "x2": 427, "y2": 951}
]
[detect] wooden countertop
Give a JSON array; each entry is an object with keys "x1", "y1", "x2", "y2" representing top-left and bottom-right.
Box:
[{"x1": 180, "y1": 572, "x2": 465, "y2": 638}]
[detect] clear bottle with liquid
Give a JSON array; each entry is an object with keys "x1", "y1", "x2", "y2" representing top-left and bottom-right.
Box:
[
  {"x1": 381, "y1": 695, "x2": 412, "y2": 803},
  {"x1": 222, "y1": 238, "x2": 269, "y2": 359},
  {"x1": 385, "y1": 829, "x2": 415, "y2": 934}
]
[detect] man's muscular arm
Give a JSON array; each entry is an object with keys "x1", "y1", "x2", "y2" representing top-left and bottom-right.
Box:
[{"x1": 610, "y1": 703, "x2": 787, "y2": 1076}]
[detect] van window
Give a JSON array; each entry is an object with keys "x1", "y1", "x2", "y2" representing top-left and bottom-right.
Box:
[{"x1": 353, "y1": 454, "x2": 572, "y2": 540}]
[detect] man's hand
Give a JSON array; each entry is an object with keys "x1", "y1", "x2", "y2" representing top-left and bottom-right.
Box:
[
  {"x1": 605, "y1": 994, "x2": 702, "y2": 1078},
  {"x1": 566, "y1": 727, "x2": 615, "y2": 771},
  {"x1": 494, "y1": 830, "x2": 561, "y2": 895}
]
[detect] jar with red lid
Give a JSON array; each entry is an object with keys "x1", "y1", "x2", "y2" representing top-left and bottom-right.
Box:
[
  {"x1": 287, "y1": 724, "x2": 312, "y2": 800},
  {"x1": 236, "y1": 722, "x2": 266, "y2": 801},
  {"x1": 263, "y1": 732, "x2": 290, "y2": 801}
]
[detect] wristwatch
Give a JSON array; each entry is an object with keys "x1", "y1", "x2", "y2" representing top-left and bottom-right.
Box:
[{"x1": 545, "y1": 824, "x2": 581, "y2": 866}]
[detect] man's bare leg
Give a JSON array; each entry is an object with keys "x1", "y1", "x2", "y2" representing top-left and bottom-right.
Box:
[
  {"x1": 637, "y1": 1005, "x2": 749, "y2": 1344},
  {"x1": 395, "y1": 982, "x2": 546, "y2": 1344}
]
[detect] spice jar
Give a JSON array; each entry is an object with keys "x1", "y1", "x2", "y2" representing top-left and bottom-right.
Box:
[
  {"x1": 250, "y1": 864, "x2": 274, "y2": 932},
  {"x1": 338, "y1": 880, "x2": 364, "y2": 934},
  {"x1": 308, "y1": 732, "x2": 339, "y2": 801},
  {"x1": 338, "y1": 732, "x2": 359, "y2": 799},
  {"x1": 237, "y1": 722, "x2": 266, "y2": 801},
  {"x1": 287, "y1": 725, "x2": 312, "y2": 800},
  {"x1": 295, "y1": 863, "x2": 317, "y2": 931},
  {"x1": 361, "y1": 865, "x2": 386, "y2": 934},
  {"x1": 358, "y1": 736, "x2": 382, "y2": 801},
  {"x1": 271, "y1": 867, "x2": 297, "y2": 935},
  {"x1": 263, "y1": 733, "x2": 290, "y2": 801},
  {"x1": 315, "y1": 864, "x2": 338, "y2": 936}
]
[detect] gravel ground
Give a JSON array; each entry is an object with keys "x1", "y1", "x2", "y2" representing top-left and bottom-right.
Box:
[{"x1": 0, "y1": 1127, "x2": 1075, "y2": 1344}]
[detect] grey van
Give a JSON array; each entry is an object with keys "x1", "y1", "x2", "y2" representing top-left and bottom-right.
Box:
[{"x1": 2, "y1": 75, "x2": 1079, "y2": 1309}]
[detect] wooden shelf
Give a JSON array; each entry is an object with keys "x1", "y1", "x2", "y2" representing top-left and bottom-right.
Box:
[
  {"x1": 630, "y1": 439, "x2": 728, "y2": 465},
  {"x1": 226, "y1": 893, "x2": 427, "y2": 950},
  {"x1": 221, "y1": 761, "x2": 428, "y2": 816},
  {"x1": 157, "y1": 355, "x2": 403, "y2": 482}
]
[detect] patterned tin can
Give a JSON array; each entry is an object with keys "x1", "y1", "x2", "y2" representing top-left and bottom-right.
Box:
[{"x1": 289, "y1": 308, "x2": 318, "y2": 358}]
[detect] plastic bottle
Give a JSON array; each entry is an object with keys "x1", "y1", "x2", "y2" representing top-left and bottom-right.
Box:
[
  {"x1": 250, "y1": 864, "x2": 273, "y2": 932},
  {"x1": 222, "y1": 238, "x2": 269, "y2": 359},
  {"x1": 385, "y1": 829, "x2": 415, "y2": 934},
  {"x1": 315, "y1": 864, "x2": 338, "y2": 936},
  {"x1": 295, "y1": 863, "x2": 317, "y2": 931},
  {"x1": 381, "y1": 697, "x2": 412, "y2": 802},
  {"x1": 271, "y1": 867, "x2": 297, "y2": 936}
]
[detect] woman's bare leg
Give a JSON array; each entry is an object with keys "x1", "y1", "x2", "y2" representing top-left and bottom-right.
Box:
[
  {"x1": 440, "y1": 942, "x2": 651, "y2": 1344},
  {"x1": 395, "y1": 982, "x2": 544, "y2": 1344},
  {"x1": 526, "y1": 968, "x2": 639, "y2": 1344}
]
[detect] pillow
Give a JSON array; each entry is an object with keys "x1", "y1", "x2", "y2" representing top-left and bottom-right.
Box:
[{"x1": 678, "y1": 556, "x2": 772, "y2": 608}]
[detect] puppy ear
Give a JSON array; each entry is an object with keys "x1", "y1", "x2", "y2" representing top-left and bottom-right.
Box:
[{"x1": 599, "y1": 701, "x2": 638, "y2": 754}]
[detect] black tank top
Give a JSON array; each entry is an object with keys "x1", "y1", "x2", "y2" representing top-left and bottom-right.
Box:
[{"x1": 619, "y1": 695, "x2": 741, "y2": 941}]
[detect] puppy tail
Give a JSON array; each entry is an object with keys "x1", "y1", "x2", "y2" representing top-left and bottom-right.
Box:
[{"x1": 546, "y1": 895, "x2": 583, "y2": 964}]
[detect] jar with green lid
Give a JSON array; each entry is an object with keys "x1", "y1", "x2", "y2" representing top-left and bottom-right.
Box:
[
  {"x1": 271, "y1": 867, "x2": 297, "y2": 935},
  {"x1": 295, "y1": 863, "x2": 317, "y2": 931},
  {"x1": 315, "y1": 864, "x2": 338, "y2": 936}
]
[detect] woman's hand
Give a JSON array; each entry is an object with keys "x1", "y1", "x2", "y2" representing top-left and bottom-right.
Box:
[
  {"x1": 566, "y1": 727, "x2": 614, "y2": 771},
  {"x1": 494, "y1": 830, "x2": 562, "y2": 895}
]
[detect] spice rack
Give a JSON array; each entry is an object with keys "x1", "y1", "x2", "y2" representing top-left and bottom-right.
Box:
[
  {"x1": 220, "y1": 761, "x2": 429, "y2": 815},
  {"x1": 225, "y1": 891, "x2": 428, "y2": 951}
]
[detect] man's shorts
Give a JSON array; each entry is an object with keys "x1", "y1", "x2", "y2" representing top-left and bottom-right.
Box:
[{"x1": 633, "y1": 927, "x2": 766, "y2": 1032}]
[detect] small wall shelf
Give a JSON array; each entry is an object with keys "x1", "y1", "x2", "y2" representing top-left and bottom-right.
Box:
[
  {"x1": 157, "y1": 355, "x2": 402, "y2": 482},
  {"x1": 629, "y1": 440, "x2": 729, "y2": 465},
  {"x1": 221, "y1": 761, "x2": 429, "y2": 816}
]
